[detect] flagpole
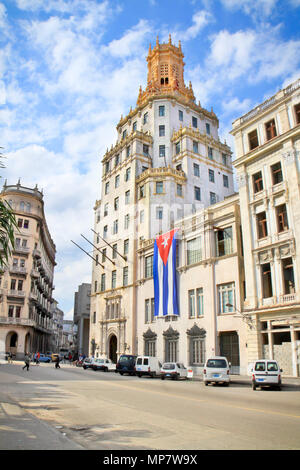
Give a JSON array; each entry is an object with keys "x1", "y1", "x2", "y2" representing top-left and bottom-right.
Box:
[
  {"x1": 80, "y1": 234, "x2": 116, "y2": 266},
  {"x1": 91, "y1": 228, "x2": 127, "y2": 262},
  {"x1": 70, "y1": 240, "x2": 105, "y2": 269}
]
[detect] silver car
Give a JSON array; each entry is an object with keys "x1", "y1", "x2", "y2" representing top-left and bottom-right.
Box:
[{"x1": 203, "y1": 357, "x2": 230, "y2": 386}]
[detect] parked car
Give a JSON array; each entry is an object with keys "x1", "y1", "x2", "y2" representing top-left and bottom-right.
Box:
[
  {"x1": 135, "y1": 356, "x2": 162, "y2": 378},
  {"x1": 203, "y1": 357, "x2": 231, "y2": 386},
  {"x1": 92, "y1": 358, "x2": 116, "y2": 372},
  {"x1": 160, "y1": 362, "x2": 188, "y2": 380},
  {"x1": 38, "y1": 354, "x2": 51, "y2": 363},
  {"x1": 251, "y1": 359, "x2": 282, "y2": 390},
  {"x1": 82, "y1": 357, "x2": 94, "y2": 370},
  {"x1": 116, "y1": 354, "x2": 137, "y2": 375}
]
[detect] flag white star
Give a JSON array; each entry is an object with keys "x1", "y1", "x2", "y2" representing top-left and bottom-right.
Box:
[{"x1": 161, "y1": 237, "x2": 169, "y2": 248}]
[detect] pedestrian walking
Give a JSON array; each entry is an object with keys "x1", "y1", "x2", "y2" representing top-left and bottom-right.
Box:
[
  {"x1": 7, "y1": 352, "x2": 13, "y2": 364},
  {"x1": 36, "y1": 351, "x2": 40, "y2": 365},
  {"x1": 55, "y1": 355, "x2": 60, "y2": 369},
  {"x1": 22, "y1": 353, "x2": 30, "y2": 371}
]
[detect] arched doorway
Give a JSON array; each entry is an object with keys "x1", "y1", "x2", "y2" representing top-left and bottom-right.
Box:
[
  {"x1": 109, "y1": 335, "x2": 118, "y2": 364},
  {"x1": 6, "y1": 331, "x2": 18, "y2": 357}
]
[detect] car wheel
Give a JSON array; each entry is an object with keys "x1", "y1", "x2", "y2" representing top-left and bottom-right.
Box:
[
  {"x1": 161, "y1": 376, "x2": 165, "y2": 380},
  {"x1": 119, "y1": 372, "x2": 123, "y2": 376},
  {"x1": 138, "y1": 373, "x2": 142, "y2": 378},
  {"x1": 204, "y1": 381, "x2": 208, "y2": 386}
]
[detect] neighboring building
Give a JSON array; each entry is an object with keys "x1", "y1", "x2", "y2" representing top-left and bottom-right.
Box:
[
  {"x1": 73, "y1": 283, "x2": 91, "y2": 356},
  {"x1": 62, "y1": 320, "x2": 77, "y2": 352},
  {"x1": 137, "y1": 194, "x2": 248, "y2": 374},
  {"x1": 50, "y1": 299, "x2": 64, "y2": 353},
  {"x1": 90, "y1": 36, "x2": 234, "y2": 364},
  {"x1": 231, "y1": 77, "x2": 300, "y2": 376},
  {"x1": 0, "y1": 181, "x2": 56, "y2": 359}
]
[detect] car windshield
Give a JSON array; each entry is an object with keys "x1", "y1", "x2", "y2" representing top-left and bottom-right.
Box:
[
  {"x1": 136, "y1": 358, "x2": 142, "y2": 365},
  {"x1": 206, "y1": 359, "x2": 227, "y2": 368},
  {"x1": 255, "y1": 362, "x2": 266, "y2": 371},
  {"x1": 119, "y1": 356, "x2": 134, "y2": 363},
  {"x1": 163, "y1": 363, "x2": 175, "y2": 370},
  {"x1": 96, "y1": 359, "x2": 104, "y2": 363},
  {"x1": 267, "y1": 362, "x2": 278, "y2": 372}
]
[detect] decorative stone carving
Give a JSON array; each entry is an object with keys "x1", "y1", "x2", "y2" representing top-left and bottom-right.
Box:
[
  {"x1": 143, "y1": 328, "x2": 157, "y2": 340},
  {"x1": 163, "y1": 325, "x2": 179, "y2": 339},
  {"x1": 186, "y1": 323, "x2": 206, "y2": 338}
]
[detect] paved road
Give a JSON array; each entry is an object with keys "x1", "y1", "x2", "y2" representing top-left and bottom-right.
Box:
[{"x1": 0, "y1": 361, "x2": 300, "y2": 450}]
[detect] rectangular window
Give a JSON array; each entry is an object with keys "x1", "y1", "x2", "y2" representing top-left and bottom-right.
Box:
[
  {"x1": 122, "y1": 129, "x2": 127, "y2": 140},
  {"x1": 179, "y1": 110, "x2": 183, "y2": 121},
  {"x1": 282, "y1": 258, "x2": 295, "y2": 294},
  {"x1": 294, "y1": 103, "x2": 300, "y2": 124},
  {"x1": 103, "y1": 225, "x2": 108, "y2": 239},
  {"x1": 145, "y1": 255, "x2": 153, "y2": 278},
  {"x1": 143, "y1": 144, "x2": 149, "y2": 156},
  {"x1": 112, "y1": 243, "x2": 117, "y2": 259},
  {"x1": 193, "y1": 141, "x2": 199, "y2": 153},
  {"x1": 188, "y1": 289, "x2": 195, "y2": 318},
  {"x1": 143, "y1": 112, "x2": 148, "y2": 124},
  {"x1": 159, "y1": 105, "x2": 165, "y2": 116},
  {"x1": 218, "y1": 283, "x2": 235, "y2": 313},
  {"x1": 145, "y1": 299, "x2": 151, "y2": 323},
  {"x1": 132, "y1": 121, "x2": 137, "y2": 132},
  {"x1": 115, "y1": 175, "x2": 120, "y2": 188},
  {"x1": 156, "y1": 207, "x2": 163, "y2": 220},
  {"x1": 24, "y1": 220, "x2": 29, "y2": 229},
  {"x1": 159, "y1": 145, "x2": 165, "y2": 158},
  {"x1": 248, "y1": 129, "x2": 259, "y2": 150},
  {"x1": 125, "y1": 167, "x2": 131, "y2": 181},
  {"x1": 159, "y1": 125, "x2": 165, "y2": 136},
  {"x1": 8, "y1": 305, "x2": 14, "y2": 317},
  {"x1": 100, "y1": 273, "x2": 106, "y2": 292},
  {"x1": 276, "y1": 204, "x2": 288, "y2": 232},
  {"x1": 125, "y1": 190, "x2": 130, "y2": 204},
  {"x1": 209, "y1": 169, "x2": 215, "y2": 183},
  {"x1": 104, "y1": 161, "x2": 110, "y2": 174},
  {"x1": 196, "y1": 288, "x2": 204, "y2": 316},
  {"x1": 175, "y1": 142, "x2": 180, "y2": 154},
  {"x1": 115, "y1": 154, "x2": 120, "y2": 167},
  {"x1": 210, "y1": 192, "x2": 217, "y2": 204},
  {"x1": 124, "y1": 214, "x2": 130, "y2": 229},
  {"x1": 193, "y1": 163, "x2": 200, "y2": 177},
  {"x1": 156, "y1": 181, "x2": 163, "y2": 194},
  {"x1": 140, "y1": 210, "x2": 144, "y2": 223},
  {"x1": 113, "y1": 219, "x2": 118, "y2": 234},
  {"x1": 187, "y1": 237, "x2": 201, "y2": 265},
  {"x1": 253, "y1": 171, "x2": 263, "y2": 193},
  {"x1": 194, "y1": 186, "x2": 201, "y2": 201},
  {"x1": 223, "y1": 174, "x2": 229, "y2": 188},
  {"x1": 261, "y1": 263, "x2": 273, "y2": 298},
  {"x1": 124, "y1": 239, "x2": 129, "y2": 255},
  {"x1": 177, "y1": 184, "x2": 182, "y2": 197},
  {"x1": 114, "y1": 197, "x2": 119, "y2": 211},
  {"x1": 265, "y1": 119, "x2": 277, "y2": 140},
  {"x1": 123, "y1": 267, "x2": 128, "y2": 286},
  {"x1": 208, "y1": 147, "x2": 213, "y2": 159},
  {"x1": 15, "y1": 306, "x2": 21, "y2": 318},
  {"x1": 222, "y1": 153, "x2": 227, "y2": 166},
  {"x1": 271, "y1": 162, "x2": 283, "y2": 185},
  {"x1": 257, "y1": 212, "x2": 268, "y2": 239},
  {"x1": 206, "y1": 123, "x2": 210, "y2": 135},
  {"x1": 215, "y1": 227, "x2": 233, "y2": 257},
  {"x1": 102, "y1": 248, "x2": 106, "y2": 263},
  {"x1": 192, "y1": 116, "x2": 198, "y2": 128},
  {"x1": 105, "y1": 182, "x2": 109, "y2": 195},
  {"x1": 140, "y1": 185, "x2": 145, "y2": 198},
  {"x1": 126, "y1": 146, "x2": 131, "y2": 158},
  {"x1": 111, "y1": 270, "x2": 116, "y2": 289}
]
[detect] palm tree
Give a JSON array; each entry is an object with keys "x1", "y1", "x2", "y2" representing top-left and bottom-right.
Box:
[{"x1": 0, "y1": 149, "x2": 17, "y2": 268}]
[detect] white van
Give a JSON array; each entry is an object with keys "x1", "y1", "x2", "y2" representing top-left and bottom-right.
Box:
[
  {"x1": 203, "y1": 356, "x2": 231, "y2": 386},
  {"x1": 251, "y1": 359, "x2": 282, "y2": 390},
  {"x1": 135, "y1": 356, "x2": 162, "y2": 378}
]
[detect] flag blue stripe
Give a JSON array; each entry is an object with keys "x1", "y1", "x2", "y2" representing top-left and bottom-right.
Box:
[
  {"x1": 163, "y1": 259, "x2": 169, "y2": 316},
  {"x1": 172, "y1": 236, "x2": 179, "y2": 315},
  {"x1": 153, "y1": 241, "x2": 160, "y2": 316}
]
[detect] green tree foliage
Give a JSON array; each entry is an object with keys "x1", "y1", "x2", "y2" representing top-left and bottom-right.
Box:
[{"x1": 0, "y1": 150, "x2": 17, "y2": 268}]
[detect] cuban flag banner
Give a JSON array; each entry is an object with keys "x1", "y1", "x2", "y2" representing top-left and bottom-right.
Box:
[{"x1": 153, "y1": 228, "x2": 179, "y2": 317}]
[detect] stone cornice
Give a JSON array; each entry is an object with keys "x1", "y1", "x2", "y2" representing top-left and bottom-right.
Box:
[
  {"x1": 102, "y1": 130, "x2": 153, "y2": 163},
  {"x1": 135, "y1": 165, "x2": 187, "y2": 184},
  {"x1": 171, "y1": 125, "x2": 231, "y2": 154}
]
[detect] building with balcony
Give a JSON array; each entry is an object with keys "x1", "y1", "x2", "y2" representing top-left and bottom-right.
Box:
[
  {"x1": 231, "y1": 78, "x2": 300, "y2": 376},
  {"x1": 0, "y1": 181, "x2": 56, "y2": 359},
  {"x1": 90, "y1": 36, "x2": 235, "y2": 365}
]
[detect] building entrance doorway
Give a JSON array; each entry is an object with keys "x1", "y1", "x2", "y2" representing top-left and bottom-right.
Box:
[
  {"x1": 220, "y1": 331, "x2": 240, "y2": 374},
  {"x1": 109, "y1": 335, "x2": 118, "y2": 364}
]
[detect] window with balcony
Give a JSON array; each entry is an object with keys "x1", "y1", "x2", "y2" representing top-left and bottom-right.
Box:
[
  {"x1": 282, "y1": 258, "x2": 295, "y2": 294},
  {"x1": 276, "y1": 204, "x2": 289, "y2": 232},
  {"x1": 294, "y1": 103, "x2": 300, "y2": 124},
  {"x1": 271, "y1": 162, "x2": 283, "y2": 185},
  {"x1": 257, "y1": 211, "x2": 268, "y2": 239},
  {"x1": 265, "y1": 118, "x2": 277, "y2": 141},
  {"x1": 253, "y1": 171, "x2": 263, "y2": 193},
  {"x1": 248, "y1": 129, "x2": 259, "y2": 150},
  {"x1": 261, "y1": 263, "x2": 273, "y2": 298}
]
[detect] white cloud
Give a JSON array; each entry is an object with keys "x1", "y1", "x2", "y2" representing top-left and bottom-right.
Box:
[
  {"x1": 167, "y1": 9, "x2": 213, "y2": 43},
  {"x1": 220, "y1": 0, "x2": 278, "y2": 17},
  {"x1": 103, "y1": 19, "x2": 153, "y2": 58}
]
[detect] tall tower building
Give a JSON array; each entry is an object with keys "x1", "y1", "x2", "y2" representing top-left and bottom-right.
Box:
[
  {"x1": 0, "y1": 182, "x2": 56, "y2": 359},
  {"x1": 90, "y1": 37, "x2": 234, "y2": 360}
]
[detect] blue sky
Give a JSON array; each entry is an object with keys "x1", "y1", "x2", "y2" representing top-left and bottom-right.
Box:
[{"x1": 1, "y1": 0, "x2": 300, "y2": 319}]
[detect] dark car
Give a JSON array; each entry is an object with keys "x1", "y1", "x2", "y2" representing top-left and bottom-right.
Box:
[{"x1": 116, "y1": 354, "x2": 137, "y2": 376}]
